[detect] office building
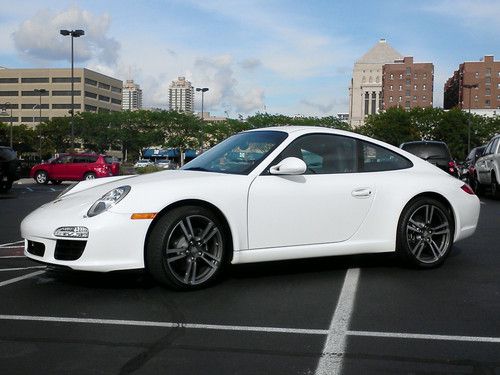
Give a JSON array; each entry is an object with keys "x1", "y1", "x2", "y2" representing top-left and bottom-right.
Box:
[
  {"x1": 382, "y1": 56, "x2": 434, "y2": 110},
  {"x1": 168, "y1": 76, "x2": 194, "y2": 113},
  {"x1": 0, "y1": 68, "x2": 122, "y2": 126}
]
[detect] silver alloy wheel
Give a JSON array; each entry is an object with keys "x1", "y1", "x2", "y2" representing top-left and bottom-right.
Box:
[
  {"x1": 406, "y1": 204, "x2": 451, "y2": 264},
  {"x1": 164, "y1": 215, "x2": 223, "y2": 286},
  {"x1": 84, "y1": 173, "x2": 96, "y2": 180},
  {"x1": 36, "y1": 171, "x2": 47, "y2": 184}
]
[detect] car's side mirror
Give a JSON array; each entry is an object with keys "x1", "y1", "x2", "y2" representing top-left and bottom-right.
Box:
[{"x1": 269, "y1": 157, "x2": 307, "y2": 175}]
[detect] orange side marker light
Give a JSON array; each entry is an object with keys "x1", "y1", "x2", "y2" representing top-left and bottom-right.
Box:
[{"x1": 131, "y1": 213, "x2": 157, "y2": 220}]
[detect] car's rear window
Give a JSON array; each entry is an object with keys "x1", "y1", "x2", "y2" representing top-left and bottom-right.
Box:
[
  {"x1": 104, "y1": 156, "x2": 113, "y2": 164},
  {"x1": 0, "y1": 148, "x2": 16, "y2": 162},
  {"x1": 402, "y1": 143, "x2": 451, "y2": 160}
]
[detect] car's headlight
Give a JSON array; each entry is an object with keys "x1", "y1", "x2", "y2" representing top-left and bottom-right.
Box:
[
  {"x1": 57, "y1": 182, "x2": 78, "y2": 199},
  {"x1": 87, "y1": 185, "x2": 131, "y2": 217}
]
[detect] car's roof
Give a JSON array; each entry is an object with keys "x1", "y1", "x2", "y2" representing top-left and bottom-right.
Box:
[{"x1": 401, "y1": 140, "x2": 447, "y2": 146}]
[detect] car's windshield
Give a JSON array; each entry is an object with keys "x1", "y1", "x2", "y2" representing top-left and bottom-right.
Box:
[{"x1": 182, "y1": 130, "x2": 288, "y2": 175}]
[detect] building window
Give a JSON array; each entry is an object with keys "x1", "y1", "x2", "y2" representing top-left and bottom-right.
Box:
[
  {"x1": 85, "y1": 78, "x2": 97, "y2": 86},
  {"x1": 369, "y1": 77, "x2": 373, "y2": 83},
  {"x1": 1, "y1": 103, "x2": 18, "y2": 109},
  {"x1": 475, "y1": 72, "x2": 479, "y2": 78},
  {"x1": 85, "y1": 91, "x2": 97, "y2": 99},
  {"x1": 0, "y1": 91, "x2": 19, "y2": 96},
  {"x1": 52, "y1": 90, "x2": 81, "y2": 96},
  {"x1": 399, "y1": 85, "x2": 402, "y2": 91},
  {"x1": 0, "y1": 117, "x2": 18, "y2": 122},
  {"x1": 405, "y1": 90, "x2": 410, "y2": 97},
  {"x1": 405, "y1": 101, "x2": 410, "y2": 109},
  {"x1": 485, "y1": 99, "x2": 491, "y2": 107},
  {"x1": 422, "y1": 95, "x2": 427, "y2": 100},
  {"x1": 21, "y1": 90, "x2": 49, "y2": 96},
  {"x1": 398, "y1": 96, "x2": 402, "y2": 102},
  {"x1": 414, "y1": 73, "x2": 418, "y2": 79},
  {"x1": 414, "y1": 85, "x2": 417, "y2": 90},
  {"x1": 52, "y1": 104, "x2": 81, "y2": 109},
  {"x1": 52, "y1": 77, "x2": 81, "y2": 83},
  {"x1": 111, "y1": 86, "x2": 121, "y2": 93},
  {"x1": 85, "y1": 104, "x2": 97, "y2": 112},
  {"x1": 389, "y1": 96, "x2": 393, "y2": 102},
  {"x1": 486, "y1": 88, "x2": 491, "y2": 96},
  {"x1": 21, "y1": 103, "x2": 49, "y2": 109},
  {"x1": 98, "y1": 107, "x2": 110, "y2": 113},
  {"x1": 498, "y1": 83, "x2": 500, "y2": 89},
  {"x1": 21, "y1": 77, "x2": 49, "y2": 83},
  {"x1": 98, "y1": 95, "x2": 110, "y2": 102},
  {"x1": 0, "y1": 78, "x2": 19, "y2": 84},
  {"x1": 399, "y1": 74, "x2": 403, "y2": 79},
  {"x1": 98, "y1": 82, "x2": 111, "y2": 90},
  {"x1": 362, "y1": 76, "x2": 366, "y2": 83},
  {"x1": 423, "y1": 73, "x2": 427, "y2": 79},
  {"x1": 486, "y1": 77, "x2": 491, "y2": 84},
  {"x1": 364, "y1": 92, "x2": 369, "y2": 116},
  {"x1": 371, "y1": 92, "x2": 376, "y2": 115},
  {"x1": 406, "y1": 67, "x2": 411, "y2": 76},
  {"x1": 111, "y1": 98, "x2": 121, "y2": 105},
  {"x1": 474, "y1": 95, "x2": 479, "y2": 102},
  {"x1": 389, "y1": 85, "x2": 393, "y2": 91},
  {"x1": 413, "y1": 96, "x2": 417, "y2": 101},
  {"x1": 486, "y1": 68, "x2": 491, "y2": 76},
  {"x1": 497, "y1": 95, "x2": 500, "y2": 100},
  {"x1": 376, "y1": 76, "x2": 380, "y2": 83},
  {"x1": 405, "y1": 79, "x2": 411, "y2": 85},
  {"x1": 390, "y1": 74, "x2": 394, "y2": 80},
  {"x1": 21, "y1": 117, "x2": 49, "y2": 122},
  {"x1": 423, "y1": 84, "x2": 427, "y2": 91}
]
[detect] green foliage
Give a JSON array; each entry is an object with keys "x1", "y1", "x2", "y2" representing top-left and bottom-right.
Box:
[{"x1": 134, "y1": 165, "x2": 164, "y2": 174}]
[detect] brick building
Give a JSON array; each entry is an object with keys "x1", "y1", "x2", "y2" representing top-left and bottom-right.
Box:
[
  {"x1": 381, "y1": 56, "x2": 434, "y2": 110},
  {"x1": 444, "y1": 55, "x2": 500, "y2": 116}
]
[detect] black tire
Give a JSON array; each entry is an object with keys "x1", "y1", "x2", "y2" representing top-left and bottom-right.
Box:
[
  {"x1": 491, "y1": 173, "x2": 500, "y2": 199},
  {"x1": 397, "y1": 197, "x2": 454, "y2": 269},
  {"x1": 51, "y1": 180, "x2": 62, "y2": 185},
  {"x1": 474, "y1": 173, "x2": 485, "y2": 196},
  {"x1": 145, "y1": 205, "x2": 230, "y2": 290},
  {"x1": 83, "y1": 172, "x2": 96, "y2": 180},
  {"x1": 35, "y1": 170, "x2": 48, "y2": 185}
]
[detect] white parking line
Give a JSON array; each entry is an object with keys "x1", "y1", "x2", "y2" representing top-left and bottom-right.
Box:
[
  {"x1": 0, "y1": 256, "x2": 26, "y2": 259},
  {"x1": 0, "y1": 270, "x2": 45, "y2": 287},
  {"x1": 0, "y1": 240, "x2": 24, "y2": 248},
  {"x1": 25, "y1": 187, "x2": 33, "y2": 192},
  {"x1": 0, "y1": 266, "x2": 46, "y2": 272},
  {"x1": 315, "y1": 268, "x2": 360, "y2": 375},
  {"x1": 348, "y1": 330, "x2": 500, "y2": 343}
]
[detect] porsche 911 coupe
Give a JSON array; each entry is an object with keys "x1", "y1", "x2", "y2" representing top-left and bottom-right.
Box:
[{"x1": 21, "y1": 126, "x2": 480, "y2": 289}]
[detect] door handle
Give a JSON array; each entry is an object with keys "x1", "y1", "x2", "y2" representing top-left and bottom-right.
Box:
[{"x1": 351, "y1": 188, "x2": 372, "y2": 198}]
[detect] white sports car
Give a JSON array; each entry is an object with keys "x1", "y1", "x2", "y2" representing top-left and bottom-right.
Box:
[{"x1": 22, "y1": 127, "x2": 480, "y2": 289}]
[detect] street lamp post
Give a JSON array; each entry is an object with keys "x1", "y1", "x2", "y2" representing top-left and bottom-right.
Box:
[
  {"x1": 60, "y1": 29, "x2": 85, "y2": 150},
  {"x1": 463, "y1": 83, "x2": 479, "y2": 154},
  {"x1": 195, "y1": 87, "x2": 209, "y2": 151},
  {"x1": 0, "y1": 102, "x2": 13, "y2": 148}
]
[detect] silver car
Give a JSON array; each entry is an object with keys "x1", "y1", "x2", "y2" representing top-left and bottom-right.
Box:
[{"x1": 475, "y1": 134, "x2": 500, "y2": 199}]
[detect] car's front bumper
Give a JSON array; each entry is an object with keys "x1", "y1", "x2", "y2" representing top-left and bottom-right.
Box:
[{"x1": 21, "y1": 208, "x2": 151, "y2": 272}]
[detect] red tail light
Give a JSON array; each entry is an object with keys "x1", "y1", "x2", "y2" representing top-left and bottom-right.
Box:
[
  {"x1": 461, "y1": 184, "x2": 475, "y2": 195},
  {"x1": 448, "y1": 161, "x2": 456, "y2": 173}
]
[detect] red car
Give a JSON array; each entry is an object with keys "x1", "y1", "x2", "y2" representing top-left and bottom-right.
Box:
[{"x1": 30, "y1": 154, "x2": 120, "y2": 184}]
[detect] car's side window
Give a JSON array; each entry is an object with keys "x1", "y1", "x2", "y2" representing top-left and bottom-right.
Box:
[
  {"x1": 360, "y1": 141, "x2": 413, "y2": 172},
  {"x1": 484, "y1": 141, "x2": 493, "y2": 155},
  {"x1": 56, "y1": 155, "x2": 73, "y2": 164},
  {"x1": 73, "y1": 156, "x2": 87, "y2": 163},
  {"x1": 492, "y1": 138, "x2": 500, "y2": 154},
  {"x1": 274, "y1": 134, "x2": 358, "y2": 175}
]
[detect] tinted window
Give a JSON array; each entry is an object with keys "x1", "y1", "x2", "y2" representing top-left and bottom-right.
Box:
[
  {"x1": 87, "y1": 155, "x2": 98, "y2": 163},
  {"x1": 55, "y1": 155, "x2": 73, "y2": 164},
  {"x1": 276, "y1": 134, "x2": 357, "y2": 174},
  {"x1": 492, "y1": 138, "x2": 500, "y2": 154},
  {"x1": 0, "y1": 148, "x2": 16, "y2": 161},
  {"x1": 104, "y1": 156, "x2": 113, "y2": 164},
  {"x1": 361, "y1": 141, "x2": 412, "y2": 172},
  {"x1": 401, "y1": 142, "x2": 451, "y2": 160}
]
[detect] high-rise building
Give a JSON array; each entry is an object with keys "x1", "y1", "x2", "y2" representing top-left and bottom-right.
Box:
[
  {"x1": 382, "y1": 56, "x2": 434, "y2": 110},
  {"x1": 349, "y1": 39, "x2": 402, "y2": 127},
  {"x1": 0, "y1": 68, "x2": 122, "y2": 126},
  {"x1": 444, "y1": 55, "x2": 500, "y2": 117},
  {"x1": 168, "y1": 76, "x2": 194, "y2": 113},
  {"x1": 122, "y1": 79, "x2": 142, "y2": 111}
]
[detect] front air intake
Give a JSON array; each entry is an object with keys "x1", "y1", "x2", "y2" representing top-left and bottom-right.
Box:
[{"x1": 54, "y1": 240, "x2": 86, "y2": 261}]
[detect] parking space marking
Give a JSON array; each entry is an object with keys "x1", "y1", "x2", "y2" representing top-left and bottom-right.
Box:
[
  {"x1": 0, "y1": 270, "x2": 45, "y2": 287},
  {"x1": 0, "y1": 256, "x2": 26, "y2": 259},
  {"x1": 0, "y1": 266, "x2": 45, "y2": 272},
  {"x1": 0, "y1": 240, "x2": 24, "y2": 248},
  {"x1": 315, "y1": 268, "x2": 360, "y2": 375},
  {"x1": 25, "y1": 187, "x2": 33, "y2": 192},
  {"x1": 348, "y1": 330, "x2": 500, "y2": 343}
]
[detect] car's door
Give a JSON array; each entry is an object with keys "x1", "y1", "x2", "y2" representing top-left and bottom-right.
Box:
[
  {"x1": 247, "y1": 133, "x2": 375, "y2": 249},
  {"x1": 477, "y1": 139, "x2": 498, "y2": 184},
  {"x1": 50, "y1": 155, "x2": 73, "y2": 180}
]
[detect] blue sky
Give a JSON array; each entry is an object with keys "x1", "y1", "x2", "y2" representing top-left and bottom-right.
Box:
[{"x1": 1, "y1": 0, "x2": 499, "y2": 117}]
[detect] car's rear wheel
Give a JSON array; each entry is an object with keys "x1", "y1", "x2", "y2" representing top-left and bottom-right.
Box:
[
  {"x1": 146, "y1": 206, "x2": 229, "y2": 290},
  {"x1": 397, "y1": 197, "x2": 454, "y2": 268},
  {"x1": 83, "y1": 172, "x2": 96, "y2": 180},
  {"x1": 491, "y1": 173, "x2": 500, "y2": 199},
  {"x1": 35, "y1": 171, "x2": 48, "y2": 185}
]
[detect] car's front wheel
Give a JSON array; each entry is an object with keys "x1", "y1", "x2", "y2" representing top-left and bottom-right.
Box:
[
  {"x1": 35, "y1": 171, "x2": 48, "y2": 185},
  {"x1": 397, "y1": 197, "x2": 454, "y2": 268},
  {"x1": 83, "y1": 172, "x2": 96, "y2": 180},
  {"x1": 146, "y1": 206, "x2": 229, "y2": 290},
  {"x1": 491, "y1": 173, "x2": 500, "y2": 199}
]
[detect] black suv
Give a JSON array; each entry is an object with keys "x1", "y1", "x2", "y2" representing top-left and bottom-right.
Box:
[
  {"x1": 400, "y1": 141, "x2": 458, "y2": 177},
  {"x1": 0, "y1": 146, "x2": 21, "y2": 193}
]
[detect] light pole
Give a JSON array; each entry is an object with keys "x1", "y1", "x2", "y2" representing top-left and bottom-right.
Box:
[
  {"x1": 196, "y1": 87, "x2": 209, "y2": 150},
  {"x1": 463, "y1": 83, "x2": 478, "y2": 154},
  {"x1": 0, "y1": 102, "x2": 13, "y2": 148},
  {"x1": 34, "y1": 89, "x2": 47, "y2": 125},
  {"x1": 60, "y1": 29, "x2": 85, "y2": 150}
]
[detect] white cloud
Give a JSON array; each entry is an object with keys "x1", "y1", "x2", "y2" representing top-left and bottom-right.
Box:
[{"x1": 12, "y1": 6, "x2": 120, "y2": 65}]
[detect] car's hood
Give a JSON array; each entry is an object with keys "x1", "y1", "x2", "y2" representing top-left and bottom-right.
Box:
[{"x1": 49, "y1": 170, "x2": 250, "y2": 216}]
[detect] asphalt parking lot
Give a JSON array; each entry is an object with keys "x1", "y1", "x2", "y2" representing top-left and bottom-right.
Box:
[{"x1": 0, "y1": 181, "x2": 499, "y2": 374}]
